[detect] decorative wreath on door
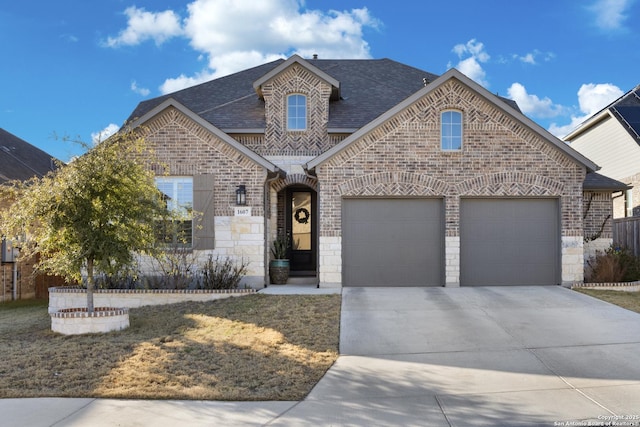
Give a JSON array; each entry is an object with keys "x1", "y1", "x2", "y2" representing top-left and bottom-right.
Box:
[{"x1": 294, "y1": 208, "x2": 310, "y2": 224}]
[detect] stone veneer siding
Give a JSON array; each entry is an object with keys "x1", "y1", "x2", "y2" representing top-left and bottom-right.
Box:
[
  {"x1": 315, "y1": 79, "x2": 586, "y2": 287},
  {"x1": 139, "y1": 107, "x2": 269, "y2": 286}
]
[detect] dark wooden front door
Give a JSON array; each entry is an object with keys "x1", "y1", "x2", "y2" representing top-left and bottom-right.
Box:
[{"x1": 286, "y1": 188, "x2": 317, "y2": 276}]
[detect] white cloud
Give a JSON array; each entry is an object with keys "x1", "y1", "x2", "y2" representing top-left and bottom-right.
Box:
[
  {"x1": 91, "y1": 124, "x2": 120, "y2": 145},
  {"x1": 507, "y1": 83, "x2": 564, "y2": 119},
  {"x1": 104, "y1": 6, "x2": 182, "y2": 47},
  {"x1": 577, "y1": 83, "x2": 624, "y2": 115},
  {"x1": 180, "y1": 0, "x2": 379, "y2": 83},
  {"x1": 105, "y1": 0, "x2": 379, "y2": 93},
  {"x1": 548, "y1": 83, "x2": 624, "y2": 137},
  {"x1": 589, "y1": 0, "x2": 634, "y2": 30},
  {"x1": 449, "y1": 39, "x2": 490, "y2": 87},
  {"x1": 130, "y1": 81, "x2": 150, "y2": 97},
  {"x1": 519, "y1": 53, "x2": 536, "y2": 65},
  {"x1": 512, "y1": 50, "x2": 555, "y2": 65},
  {"x1": 160, "y1": 70, "x2": 217, "y2": 94}
]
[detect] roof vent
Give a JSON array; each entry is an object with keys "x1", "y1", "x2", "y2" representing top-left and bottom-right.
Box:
[
  {"x1": 313, "y1": 54, "x2": 318, "y2": 60},
  {"x1": 423, "y1": 78, "x2": 429, "y2": 87}
]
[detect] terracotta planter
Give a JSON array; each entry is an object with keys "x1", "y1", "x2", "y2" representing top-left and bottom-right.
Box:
[{"x1": 269, "y1": 259, "x2": 290, "y2": 284}]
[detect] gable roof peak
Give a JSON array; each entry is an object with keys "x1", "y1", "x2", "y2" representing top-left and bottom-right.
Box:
[
  {"x1": 253, "y1": 54, "x2": 341, "y2": 100},
  {"x1": 306, "y1": 67, "x2": 598, "y2": 172}
]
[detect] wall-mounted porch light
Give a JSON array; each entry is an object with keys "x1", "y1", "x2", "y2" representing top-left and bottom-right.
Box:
[{"x1": 236, "y1": 185, "x2": 247, "y2": 206}]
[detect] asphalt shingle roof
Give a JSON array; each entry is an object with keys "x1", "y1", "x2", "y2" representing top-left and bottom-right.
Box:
[
  {"x1": 0, "y1": 129, "x2": 58, "y2": 183},
  {"x1": 583, "y1": 171, "x2": 631, "y2": 191},
  {"x1": 127, "y1": 58, "x2": 520, "y2": 131}
]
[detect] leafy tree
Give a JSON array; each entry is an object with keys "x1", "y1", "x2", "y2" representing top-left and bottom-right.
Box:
[{"x1": 0, "y1": 128, "x2": 166, "y2": 312}]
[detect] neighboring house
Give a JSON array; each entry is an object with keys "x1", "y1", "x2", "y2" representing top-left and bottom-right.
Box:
[
  {"x1": 0, "y1": 128, "x2": 57, "y2": 184},
  {"x1": 565, "y1": 85, "x2": 640, "y2": 218},
  {"x1": 0, "y1": 128, "x2": 61, "y2": 300},
  {"x1": 125, "y1": 55, "x2": 611, "y2": 288}
]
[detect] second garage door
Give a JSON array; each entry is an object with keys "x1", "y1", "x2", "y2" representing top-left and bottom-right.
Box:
[
  {"x1": 460, "y1": 198, "x2": 560, "y2": 286},
  {"x1": 343, "y1": 198, "x2": 443, "y2": 287}
]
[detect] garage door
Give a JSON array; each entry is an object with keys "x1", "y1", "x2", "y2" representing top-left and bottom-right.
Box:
[
  {"x1": 343, "y1": 198, "x2": 443, "y2": 287},
  {"x1": 460, "y1": 198, "x2": 560, "y2": 286}
]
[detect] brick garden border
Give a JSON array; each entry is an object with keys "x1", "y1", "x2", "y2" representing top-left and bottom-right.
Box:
[{"x1": 571, "y1": 281, "x2": 640, "y2": 292}]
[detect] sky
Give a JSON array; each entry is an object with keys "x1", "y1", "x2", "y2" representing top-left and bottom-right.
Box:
[{"x1": 1, "y1": 0, "x2": 639, "y2": 162}]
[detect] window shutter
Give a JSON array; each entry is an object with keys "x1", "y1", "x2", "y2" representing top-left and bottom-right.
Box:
[{"x1": 193, "y1": 174, "x2": 215, "y2": 250}]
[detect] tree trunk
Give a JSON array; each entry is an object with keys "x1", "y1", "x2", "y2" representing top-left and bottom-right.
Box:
[{"x1": 86, "y1": 258, "x2": 95, "y2": 313}]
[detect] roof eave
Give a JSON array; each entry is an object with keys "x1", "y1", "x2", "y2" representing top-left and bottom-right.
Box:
[{"x1": 564, "y1": 110, "x2": 613, "y2": 141}]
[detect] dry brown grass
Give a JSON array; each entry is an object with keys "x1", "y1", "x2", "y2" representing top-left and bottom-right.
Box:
[
  {"x1": 574, "y1": 288, "x2": 640, "y2": 314},
  {"x1": 0, "y1": 294, "x2": 341, "y2": 400}
]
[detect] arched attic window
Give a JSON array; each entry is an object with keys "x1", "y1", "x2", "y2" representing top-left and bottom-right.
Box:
[
  {"x1": 287, "y1": 94, "x2": 307, "y2": 131},
  {"x1": 441, "y1": 110, "x2": 463, "y2": 151}
]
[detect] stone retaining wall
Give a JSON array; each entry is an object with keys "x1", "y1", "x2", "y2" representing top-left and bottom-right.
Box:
[{"x1": 49, "y1": 287, "x2": 256, "y2": 314}]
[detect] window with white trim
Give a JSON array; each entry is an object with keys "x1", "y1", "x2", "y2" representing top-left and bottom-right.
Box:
[
  {"x1": 441, "y1": 110, "x2": 463, "y2": 151},
  {"x1": 156, "y1": 177, "x2": 193, "y2": 247},
  {"x1": 287, "y1": 94, "x2": 307, "y2": 130}
]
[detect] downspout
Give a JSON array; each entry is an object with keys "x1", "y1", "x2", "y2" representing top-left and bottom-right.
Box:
[{"x1": 263, "y1": 169, "x2": 285, "y2": 288}]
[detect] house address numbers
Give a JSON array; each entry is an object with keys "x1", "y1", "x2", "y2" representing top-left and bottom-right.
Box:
[{"x1": 234, "y1": 207, "x2": 252, "y2": 217}]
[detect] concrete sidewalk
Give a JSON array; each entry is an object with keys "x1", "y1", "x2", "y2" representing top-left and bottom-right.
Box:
[{"x1": 3, "y1": 286, "x2": 640, "y2": 426}]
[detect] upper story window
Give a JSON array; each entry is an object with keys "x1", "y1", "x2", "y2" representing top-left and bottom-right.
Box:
[
  {"x1": 287, "y1": 94, "x2": 307, "y2": 131},
  {"x1": 441, "y1": 110, "x2": 463, "y2": 151}
]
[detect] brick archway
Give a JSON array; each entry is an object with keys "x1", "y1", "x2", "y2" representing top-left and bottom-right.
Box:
[{"x1": 271, "y1": 173, "x2": 318, "y2": 193}]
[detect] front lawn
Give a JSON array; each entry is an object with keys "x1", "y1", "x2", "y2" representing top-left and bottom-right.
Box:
[
  {"x1": 574, "y1": 288, "x2": 640, "y2": 314},
  {"x1": 0, "y1": 294, "x2": 341, "y2": 400}
]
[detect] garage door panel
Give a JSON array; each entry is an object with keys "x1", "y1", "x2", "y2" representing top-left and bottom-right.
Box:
[
  {"x1": 343, "y1": 198, "x2": 443, "y2": 287},
  {"x1": 461, "y1": 198, "x2": 560, "y2": 286}
]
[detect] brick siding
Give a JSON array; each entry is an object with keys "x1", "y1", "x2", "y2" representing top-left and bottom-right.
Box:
[
  {"x1": 138, "y1": 107, "x2": 270, "y2": 284},
  {"x1": 315, "y1": 79, "x2": 586, "y2": 285},
  {"x1": 583, "y1": 191, "x2": 613, "y2": 240},
  {"x1": 316, "y1": 80, "x2": 585, "y2": 238}
]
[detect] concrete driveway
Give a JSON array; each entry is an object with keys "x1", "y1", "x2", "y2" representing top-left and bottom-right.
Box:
[
  {"x1": 276, "y1": 286, "x2": 640, "y2": 426},
  {"x1": 4, "y1": 286, "x2": 640, "y2": 426}
]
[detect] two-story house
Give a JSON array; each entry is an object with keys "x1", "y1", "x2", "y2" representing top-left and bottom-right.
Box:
[
  {"x1": 566, "y1": 85, "x2": 640, "y2": 218},
  {"x1": 125, "y1": 55, "x2": 613, "y2": 288}
]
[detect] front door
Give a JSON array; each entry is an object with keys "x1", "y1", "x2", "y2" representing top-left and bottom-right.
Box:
[{"x1": 286, "y1": 188, "x2": 317, "y2": 276}]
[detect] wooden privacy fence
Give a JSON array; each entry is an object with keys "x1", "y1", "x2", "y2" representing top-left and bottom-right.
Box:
[{"x1": 613, "y1": 217, "x2": 640, "y2": 256}]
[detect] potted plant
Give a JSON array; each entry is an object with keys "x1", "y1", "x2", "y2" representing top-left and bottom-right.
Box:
[{"x1": 269, "y1": 233, "x2": 290, "y2": 284}]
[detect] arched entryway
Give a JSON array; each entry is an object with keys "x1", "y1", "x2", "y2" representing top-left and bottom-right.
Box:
[{"x1": 270, "y1": 174, "x2": 319, "y2": 280}]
